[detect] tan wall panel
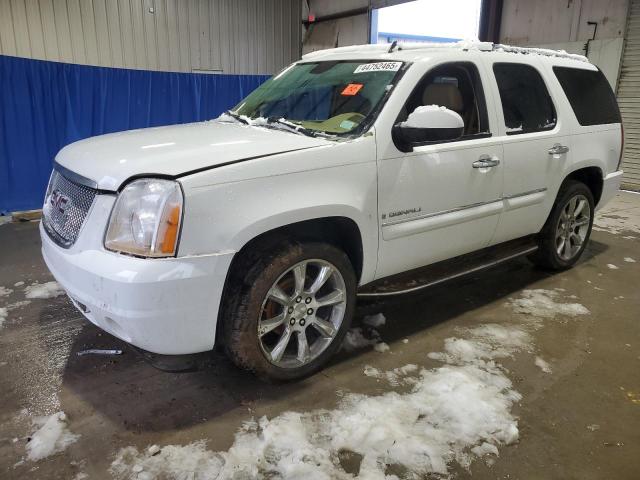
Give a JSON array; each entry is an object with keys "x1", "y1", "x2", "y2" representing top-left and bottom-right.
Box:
[{"x1": 0, "y1": 0, "x2": 301, "y2": 74}]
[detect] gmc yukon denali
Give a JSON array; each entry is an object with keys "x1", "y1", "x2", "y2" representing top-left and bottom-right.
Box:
[{"x1": 41, "y1": 42, "x2": 623, "y2": 380}]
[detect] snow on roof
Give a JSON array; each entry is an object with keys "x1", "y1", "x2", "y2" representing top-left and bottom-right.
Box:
[{"x1": 302, "y1": 40, "x2": 588, "y2": 63}]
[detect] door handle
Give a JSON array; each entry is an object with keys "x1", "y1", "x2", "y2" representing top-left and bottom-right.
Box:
[
  {"x1": 472, "y1": 155, "x2": 500, "y2": 168},
  {"x1": 548, "y1": 143, "x2": 570, "y2": 155}
]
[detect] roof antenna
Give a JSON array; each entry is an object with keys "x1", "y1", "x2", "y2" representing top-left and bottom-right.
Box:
[{"x1": 388, "y1": 40, "x2": 398, "y2": 53}]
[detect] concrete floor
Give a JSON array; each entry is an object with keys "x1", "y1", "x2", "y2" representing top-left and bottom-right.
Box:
[{"x1": 0, "y1": 192, "x2": 639, "y2": 479}]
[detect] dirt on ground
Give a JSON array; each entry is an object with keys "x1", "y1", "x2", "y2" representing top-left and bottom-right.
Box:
[{"x1": 0, "y1": 192, "x2": 639, "y2": 479}]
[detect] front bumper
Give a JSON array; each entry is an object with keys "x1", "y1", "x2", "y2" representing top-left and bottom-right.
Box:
[
  {"x1": 40, "y1": 221, "x2": 234, "y2": 355},
  {"x1": 597, "y1": 170, "x2": 624, "y2": 211}
]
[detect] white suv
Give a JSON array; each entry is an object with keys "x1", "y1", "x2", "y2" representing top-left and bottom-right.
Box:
[{"x1": 41, "y1": 42, "x2": 623, "y2": 380}]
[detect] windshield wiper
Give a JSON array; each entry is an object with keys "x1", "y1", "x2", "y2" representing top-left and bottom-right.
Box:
[
  {"x1": 221, "y1": 110, "x2": 248, "y2": 124},
  {"x1": 265, "y1": 117, "x2": 334, "y2": 139}
]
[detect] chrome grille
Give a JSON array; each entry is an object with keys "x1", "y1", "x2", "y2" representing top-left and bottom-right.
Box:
[{"x1": 42, "y1": 169, "x2": 97, "y2": 248}]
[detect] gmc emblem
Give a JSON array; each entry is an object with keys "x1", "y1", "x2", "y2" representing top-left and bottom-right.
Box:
[{"x1": 50, "y1": 190, "x2": 70, "y2": 214}]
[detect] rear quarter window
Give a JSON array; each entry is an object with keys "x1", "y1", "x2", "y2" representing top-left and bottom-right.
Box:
[{"x1": 553, "y1": 66, "x2": 621, "y2": 126}]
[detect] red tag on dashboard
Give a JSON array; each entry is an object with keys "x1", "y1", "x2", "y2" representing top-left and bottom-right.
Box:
[{"x1": 341, "y1": 83, "x2": 364, "y2": 96}]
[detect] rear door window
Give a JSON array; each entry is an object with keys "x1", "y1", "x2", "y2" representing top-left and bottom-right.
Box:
[
  {"x1": 553, "y1": 66, "x2": 621, "y2": 126},
  {"x1": 493, "y1": 63, "x2": 557, "y2": 135}
]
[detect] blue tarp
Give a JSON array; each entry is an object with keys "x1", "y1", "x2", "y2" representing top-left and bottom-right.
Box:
[{"x1": 0, "y1": 55, "x2": 269, "y2": 213}]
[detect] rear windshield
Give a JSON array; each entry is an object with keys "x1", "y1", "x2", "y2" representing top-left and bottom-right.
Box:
[{"x1": 553, "y1": 67, "x2": 621, "y2": 126}]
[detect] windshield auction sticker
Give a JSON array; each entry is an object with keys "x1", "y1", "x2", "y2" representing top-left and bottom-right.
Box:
[
  {"x1": 354, "y1": 62, "x2": 402, "y2": 74},
  {"x1": 341, "y1": 83, "x2": 364, "y2": 96}
]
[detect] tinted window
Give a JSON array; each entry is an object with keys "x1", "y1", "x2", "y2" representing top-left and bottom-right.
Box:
[
  {"x1": 553, "y1": 66, "x2": 621, "y2": 126},
  {"x1": 493, "y1": 63, "x2": 556, "y2": 135},
  {"x1": 397, "y1": 62, "x2": 490, "y2": 139}
]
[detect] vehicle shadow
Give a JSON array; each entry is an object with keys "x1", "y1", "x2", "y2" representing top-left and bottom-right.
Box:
[{"x1": 55, "y1": 240, "x2": 608, "y2": 433}]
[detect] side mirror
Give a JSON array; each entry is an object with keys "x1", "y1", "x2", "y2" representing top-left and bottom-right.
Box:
[{"x1": 392, "y1": 105, "x2": 464, "y2": 152}]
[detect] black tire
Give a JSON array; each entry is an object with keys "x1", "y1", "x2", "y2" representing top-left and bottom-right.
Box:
[
  {"x1": 220, "y1": 241, "x2": 356, "y2": 381},
  {"x1": 530, "y1": 179, "x2": 595, "y2": 270}
]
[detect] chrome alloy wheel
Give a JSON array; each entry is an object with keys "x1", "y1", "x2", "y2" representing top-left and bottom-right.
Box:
[
  {"x1": 555, "y1": 194, "x2": 591, "y2": 261},
  {"x1": 257, "y1": 259, "x2": 347, "y2": 368}
]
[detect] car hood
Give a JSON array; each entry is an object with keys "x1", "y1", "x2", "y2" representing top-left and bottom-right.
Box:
[{"x1": 55, "y1": 121, "x2": 331, "y2": 191}]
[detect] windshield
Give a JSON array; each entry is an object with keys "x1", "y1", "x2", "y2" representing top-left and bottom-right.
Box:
[{"x1": 228, "y1": 60, "x2": 405, "y2": 136}]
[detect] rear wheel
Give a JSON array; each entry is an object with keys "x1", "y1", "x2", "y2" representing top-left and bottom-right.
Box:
[
  {"x1": 222, "y1": 241, "x2": 356, "y2": 381},
  {"x1": 530, "y1": 180, "x2": 594, "y2": 270}
]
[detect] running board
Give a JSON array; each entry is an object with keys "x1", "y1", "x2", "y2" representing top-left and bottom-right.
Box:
[{"x1": 357, "y1": 238, "x2": 538, "y2": 298}]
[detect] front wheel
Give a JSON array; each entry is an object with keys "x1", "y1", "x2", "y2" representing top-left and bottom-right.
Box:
[
  {"x1": 222, "y1": 241, "x2": 356, "y2": 381},
  {"x1": 530, "y1": 180, "x2": 594, "y2": 270}
]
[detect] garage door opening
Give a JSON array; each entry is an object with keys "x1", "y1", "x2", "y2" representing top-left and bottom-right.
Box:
[{"x1": 371, "y1": 0, "x2": 482, "y2": 44}]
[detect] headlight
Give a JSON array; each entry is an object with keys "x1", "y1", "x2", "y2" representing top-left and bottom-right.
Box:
[{"x1": 105, "y1": 179, "x2": 183, "y2": 257}]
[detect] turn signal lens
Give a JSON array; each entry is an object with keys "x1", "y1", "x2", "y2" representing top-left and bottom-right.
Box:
[
  {"x1": 105, "y1": 179, "x2": 183, "y2": 257},
  {"x1": 159, "y1": 205, "x2": 181, "y2": 254}
]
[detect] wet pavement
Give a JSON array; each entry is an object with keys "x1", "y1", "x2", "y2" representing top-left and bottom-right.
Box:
[{"x1": 0, "y1": 191, "x2": 639, "y2": 479}]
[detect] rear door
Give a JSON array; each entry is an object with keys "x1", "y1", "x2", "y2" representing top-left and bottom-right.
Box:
[{"x1": 487, "y1": 60, "x2": 572, "y2": 244}]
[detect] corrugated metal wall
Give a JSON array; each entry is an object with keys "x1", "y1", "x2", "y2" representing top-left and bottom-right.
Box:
[
  {"x1": 0, "y1": 0, "x2": 301, "y2": 74},
  {"x1": 618, "y1": 0, "x2": 640, "y2": 191}
]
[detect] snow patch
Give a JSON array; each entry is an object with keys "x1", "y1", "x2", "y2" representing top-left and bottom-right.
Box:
[
  {"x1": 111, "y1": 324, "x2": 530, "y2": 479},
  {"x1": 0, "y1": 286, "x2": 13, "y2": 297},
  {"x1": 341, "y1": 327, "x2": 379, "y2": 352},
  {"x1": 400, "y1": 104, "x2": 463, "y2": 129},
  {"x1": 594, "y1": 210, "x2": 640, "y2": 235},
  {"x1": 14, "y1": 281, "x2": 25, "y2": 287},
  {"x1": 111, "y1": 441, "x2": 224, "y2": 480},
  {"x1": 0, "y1": 307, "x2": 7, "y2": 328},
  {"x1": 624, "y1": 257, "x2": 636, "y2": 263},
  {"x1": 606, "y1": 263, "x2": 619, "y2": 270},
  {"x1": 26, "y1": 412, "x2": 80, "y2": 461},
  {"x1": 24, "y1": 281, "x2": 65, "y2": 299},
  {"x1": 534, "y1": 357, "x2": 552, "y2": 373},
  {"x1": 363, "y1": 365, "x2": 381, "y2": 378},
  {"x1": 508, "y1": 289, "x2": 590, "y2": 319},
  {"x1": 362, "y1": 313, "x2": 386, "y2": 328},
  {"x1": 373, "y1": 342, "x2": 390, "y2": 353},
  {"x1": 342, "y1": 327, "x2": 387, "y2": 353}
]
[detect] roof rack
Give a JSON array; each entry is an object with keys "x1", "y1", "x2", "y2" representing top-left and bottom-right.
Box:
[{"x1": 301, "y1": 40, "x2": 588, "y2": 63}]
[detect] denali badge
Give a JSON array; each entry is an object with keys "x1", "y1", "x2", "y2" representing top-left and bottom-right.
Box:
[
  {"x1": 50, "y1": 190, "x2": 70, "y2": 214},
  {"x1": 384, "y1": 207, "x2": 422, "y2": 219}
]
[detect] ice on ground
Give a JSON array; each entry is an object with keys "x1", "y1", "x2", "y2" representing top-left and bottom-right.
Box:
[
  {"x1": 624, "y1": 257, "x2": 636, "y2": 263},
  {"x1": 471, "y1": 442, "x2": 499, "y2": 457},
  {"x1": 24, "y1": 281, "x2": 64, "y2": 299},
  {"x1": 363, "y1": 365, "x2": 381, "y2": 378},
  {"x1": 111, "y1": 442, "x2": 224, "y2": 480},
  {"x1": 341, "y1": 327, "x2": 380, "y2": 352},
  {"x1": 385, "y1": 364, "x2": 420, "y2": 386},
  {"x1": 508, "y1": 289, "x2": 590, "y2": 319},
  {"x1": 26, "y1": 412, "x2": 80, "y2": 461},
  {"x1": 535, "y1": 357, "x2": 552, "y2": 373},
  {"x1": 111, "y1": 324, "x2": 529, "y2": 479},
  {"x1": 607, "y1": 264, "x2": 619, "y2": 270},
  {"x1": 0, "y1": 286, "x2": 13, "y2": 297},
  {"x1": 428, "y1": 324, "x2": 532, "y2": 365},
  {"x1": 364, "y1": 364, "x2": 420, "y2": 385},
  {"x1": 373, "y1": 342, "x2": 390, "y2": 353},
  {"x1": 362, "y1": 313, "x2": 386, "y2": 328},
  {"x1": 594, "y1": 210, "x2": 640, "y2": 235}
]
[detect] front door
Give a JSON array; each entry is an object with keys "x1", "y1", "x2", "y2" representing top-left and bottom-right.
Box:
[{"x1": 376, "y1": 60, "x2": 504, "y2": 279}]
